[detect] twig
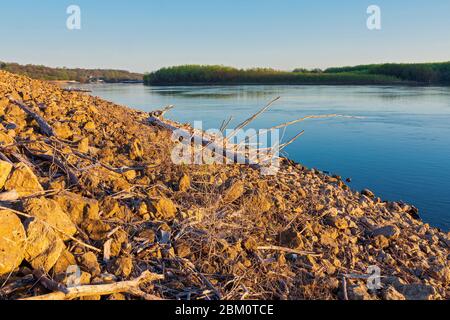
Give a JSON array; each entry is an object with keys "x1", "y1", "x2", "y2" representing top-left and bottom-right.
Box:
[
  {"x1": 225, "y1": 96, "x2": 280, "y2": 143},
  {"x1": 20, "y1": 271, "x2": 164, "y2": 300}
]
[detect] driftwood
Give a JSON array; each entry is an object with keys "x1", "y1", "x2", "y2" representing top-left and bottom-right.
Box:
[
  {"x1": 32, "y1": 270, "x2": 69, "y2": 294},
  {"x1": 0, "y1": 274, "x2": 35, "y2": 296},
  {"x1": 148, "y1": 115, "x2": 259, "y2": 167},
  {"x1": 21, "y1": 271, "x2": 163, "y2": 300},
  {"x1": 7, "y1": 97, "x2": 55, "y2": 137},
  {"x1": 257, "y1": 245, "x2": 321, "y2": 257},
  {"x1": 62, "y1": 88, "x2": 92, "y2": 93}
]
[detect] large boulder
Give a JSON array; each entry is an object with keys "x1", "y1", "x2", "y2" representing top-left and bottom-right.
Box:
[
  {"x1": 4, "y1": 162, "x2": 43, "y2": 197},
  {"x1": 0, "y1": 210, "x2": 26, "y2": 276},
  {"x1": 23, "y1": 219, "x2": 65, "y2": 272},
  {"x1": 23, "y1": 197, "x2": 77, "y2": 241}
]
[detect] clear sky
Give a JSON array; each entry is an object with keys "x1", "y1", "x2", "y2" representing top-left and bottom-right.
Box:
[{"x1": 1, "y1": 0, "x2": 449, "y2": 73}]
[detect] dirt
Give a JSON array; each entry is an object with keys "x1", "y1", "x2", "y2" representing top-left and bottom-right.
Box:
[{"x1": 0, "y1": 70, "x2": 448, "y2": 300}]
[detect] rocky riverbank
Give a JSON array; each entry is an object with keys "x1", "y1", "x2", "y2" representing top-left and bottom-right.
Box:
[{"x1": 0, "y1": 70, "x2": 448, "y2": 300}]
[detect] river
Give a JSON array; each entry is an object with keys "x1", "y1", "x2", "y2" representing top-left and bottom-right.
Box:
[{"x1": 75, "y1": 83, "x2": 450, "y2": 230}]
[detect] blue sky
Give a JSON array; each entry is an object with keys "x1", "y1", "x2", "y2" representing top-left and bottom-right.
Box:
[{"x1": 0, "y1": 0, "x2": 449, "y2": 72}]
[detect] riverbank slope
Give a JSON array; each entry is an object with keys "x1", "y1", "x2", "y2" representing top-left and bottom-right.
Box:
[{"x1": 0, "y1": 71, "x2": 448, "y2": 300}]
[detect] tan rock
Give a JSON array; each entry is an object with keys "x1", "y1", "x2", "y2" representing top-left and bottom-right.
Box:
[
  {"x1": 24, "y1": 219, "x2": 65, "y2": 272},
  {"x1": 247, "y1": 192, "x2": 272, "y2": 213},
  {"x1": 0, "y1": 160, "x2": 13, "y2": 189},
  {"x1": 110, "y1": 256, "x2": 133, "y2": 277},
  {"x1": 53, "y1": 192, "x2": 99, "y2": 225},
  {"x1": 79, "y1": 252, "x2": 101, "y2": 276},
  {"x1": 54, "y1": 122, "x2": 73, "y2": 139},
  {"x1": 383, "y1": 286, "x2": 406, "y2": 300},
  {"x1": 0, "y1": 210, "x2": 26, "y2": 276},
  {"x1": 153, "y1": 197, "x2": 177, "y2": 219},
  {"x1": 77, "y1": 137, "x2": 89, "y2": 153},
  {"x1": 23, "y1": 197, "x2": 77, "y2": 241},
  {"x1": 83, "y1": 121, "x2": 96, "y2": 132},
  {"x1": 178, "y1": 174, "x2": 191, "y2": 192},
  {"x1": 222, "y1": 180, "x2": 245, "y2": 203},
  {"x1": 4, "y1": 162, "x2": 43, "y2": 197},
  {"x1": 53, "y1": 249, "x2": 77, "y2": 276},
  {"x1": 0, "y1": 131, "x2": 14, "y2": 145},
  {"x1": 82, "y1": 219, "x2": 111, "y2": 241}
]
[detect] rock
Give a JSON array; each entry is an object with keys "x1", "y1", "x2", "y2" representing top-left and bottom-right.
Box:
[
  {"x1": 0, "y1": 210, "x2": 26, "y2": 276},
  {"x1": 247, "y1": 192, "x2": 272, "y2": 213},
  {"x1": 77, "y1": 137, "x2": 89, "y2": 153},
  {"x1": 320, "y1": 228, "x2": 339, "y2": 247},
  {"x1": 79, "y1": 252, "x2": 101, "y2": 276},
  {"x1": 82, "y1": 219, "x2": 111, "y2": 241},
  {"x1": 383, "y1": 286, "x2": 406, "y2": 300},
  {"x1": 83, "y1": 121, "x2": 96, "y2": 132},
  {"x1": 53, "y1": 192, "x2": 99, "y2": 225},
  {"x1": 0, "y1": 131, "x2": 14, "y2": 145},
  {"x1": 23, "y1": 197, "x2": 77, "y2": 241},
  {"x1": 278, "y1": 228, "x2": 303, "y2": 248},
  {"x1": 371, "y1": 225, "x2": 400, "y2": 240},
  {"x1": 24, "y1": 219, "x2": 65, "y2": 272},
  {"x1": 110, "y1": 229, "x2": 128, "y2": 257},
  {"x1": 407, "y1": 206, "x2": 421, "y2": 220},
  {"x1": 222, "y1": 180, "x2": 245, "y2": 203},
  {"x1": 153, "y1": 197, "x2": 177, "y2": 220},
  {"x1": 108, "y1": 293, "x2": 126, "y2": 300},
  {"x1": 54, "y1": 122, "x2": 73, "y2": 139},
  {"x1": 123, "y1": 170, "x2": 137, "y2": 181},
  {"x1": 298, "y1": 187, "x2": 307, "y2": 198},
  {"x1": 110, "y1": 256, "x2": 133, "y2": 277},
  {"x1": 52, "y1": 249, "x2": 77, "y2": 276},
  {"x1": 323, "y1": 216, "x2": 348, "y2": 230},
  {"x1": 429, "y1": 265, "x2": 450, "y2": 284},
  {"x1": 101, "y1": 197, "x2": 125, "y2": 219},
  {"x1": 4, "y1": 162, "x2": 43, "y2": 196},
  {"x1": 347, "y1": 284, "x2": 373, "y2": 300},
  {"x1": 373, "y1": 235, "x2": 390, "y2": 249},
  {"x1": 178, "y1": 174, "x2": 191, "y2": 192},
  {"x1": 175, "y1": 243, "x2": 191, "y2": 258},
  {"x1": 361, "y1": 189, "x2": 375, "y2": 198},
  {"x1": 398, "y1": 283, "x2": 437, "y2": 300},
  {"x1": 0, "y1": 160, "x2": 13, "y2": 189}
]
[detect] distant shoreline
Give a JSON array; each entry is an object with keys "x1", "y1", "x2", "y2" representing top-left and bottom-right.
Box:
[{"x1": 144, "y1": 63, "x2": 450, "y2": 87}]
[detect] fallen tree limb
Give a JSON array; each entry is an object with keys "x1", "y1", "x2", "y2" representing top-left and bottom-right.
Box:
[
  {"x1": 7, "y1": 97, "x2": 55, "y2": 137},
  {"x1": 20, "y1": 271, "x2": 164, "y2": 300},
  {"x1": 32, "y1": 270, "x2": 69, "y2": 294},
  {"x1": 257, "y1": 245, "x2": 321, "y2": 257}
]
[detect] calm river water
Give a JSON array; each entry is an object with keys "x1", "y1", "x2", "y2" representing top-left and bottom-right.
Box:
[{"x1": 77, "y1": 84, "x2": 450, "y2": 230}]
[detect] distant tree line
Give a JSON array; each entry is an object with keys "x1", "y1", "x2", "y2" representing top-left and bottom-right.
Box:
[
  {"x1": 325, "y1": 62, "x2": 450, "y2": 84},
  {"x1": 0, "y1": 62, "x2": 143, "y2": 83},
  {"x1": 143, "y1": 65, "x2": 403, "y2": 86},
  {"x1": 144, "y1": 63, "x2": 450, "y2": 86}
]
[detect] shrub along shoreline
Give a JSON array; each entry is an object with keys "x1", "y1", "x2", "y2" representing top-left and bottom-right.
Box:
[{"x1": 144, "y1": 63, "x2": 450, "y2": 86}]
